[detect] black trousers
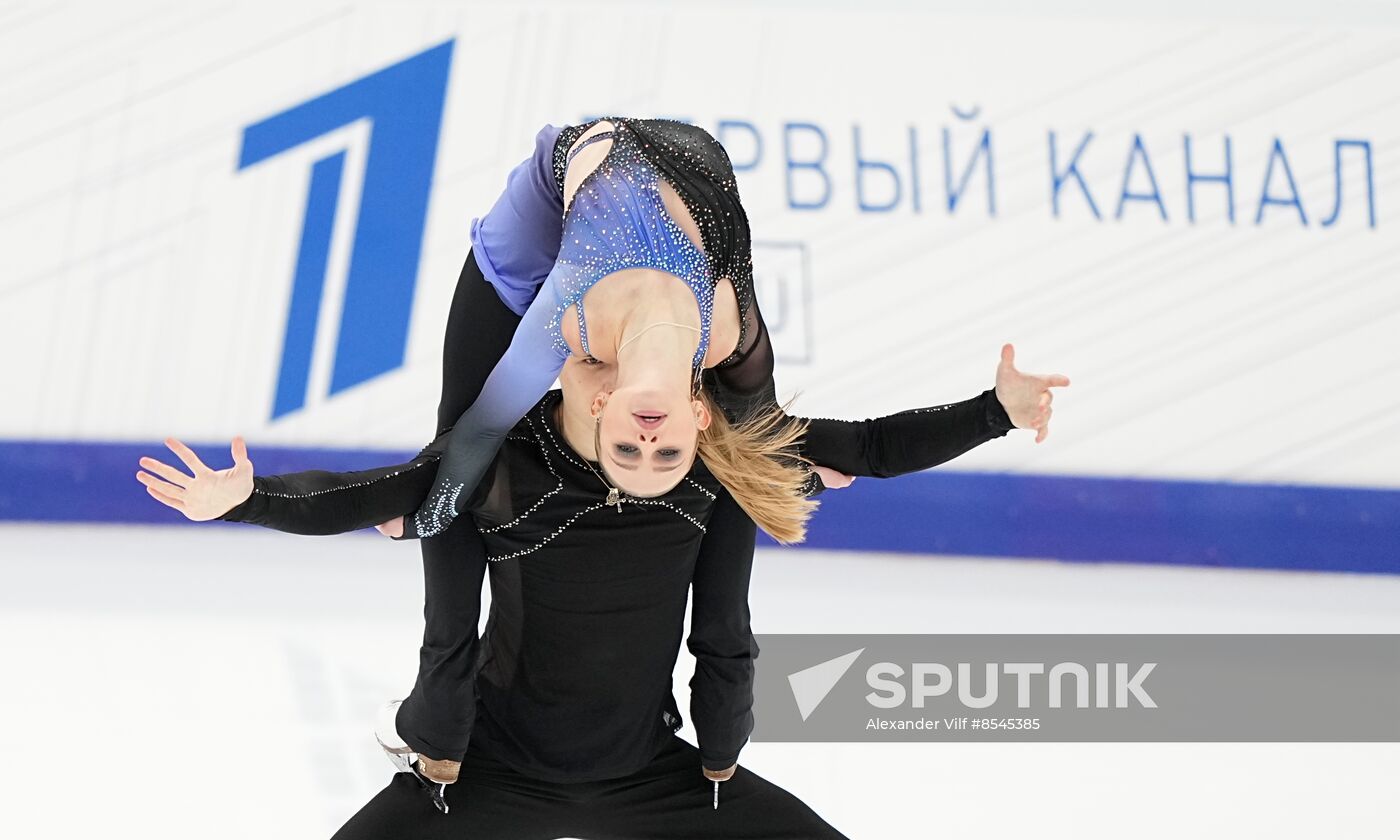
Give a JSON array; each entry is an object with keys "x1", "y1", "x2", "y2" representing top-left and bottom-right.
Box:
[
  {"x1": 392, "y1": 249, "x2": 520, "y2": 762},
  {"x1": 331, "y1": 734, "x2": 849, "y2": 839}
]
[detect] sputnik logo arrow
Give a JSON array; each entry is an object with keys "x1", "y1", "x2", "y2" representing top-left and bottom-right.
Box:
[{"x1": 787, "y1": 648, "x2": 865, "y2": 721}]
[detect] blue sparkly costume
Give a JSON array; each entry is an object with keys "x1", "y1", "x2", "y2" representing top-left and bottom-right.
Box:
[
  {"x1": 547, "y1": 126, "x2": 715, "y2": 368},
  {"x1": 410, "y1": 119, "x2": 733, "y2": 539}
]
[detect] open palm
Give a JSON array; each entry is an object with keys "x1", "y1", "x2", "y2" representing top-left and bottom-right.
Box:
[
  {"x1": 994, "y1": 343, "x2": 1071, "y2": 444},
  {"x1": 136, "y1": 437, "x2": 254, "y2": 520}
]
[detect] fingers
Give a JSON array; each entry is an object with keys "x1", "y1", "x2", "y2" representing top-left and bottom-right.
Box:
[
  {"x1": 145, "y1": 484, "x2": 187, "y2": 512},
  {"x1": 231, "y1": 436, "x2": 250, "y2": 467},
  {"x1": 375, "y1": 516, "x2": 405, "y2": 539},
  {"x1": 164, "y1": 437, "x2": 210, "y2": 475},
  {"x1": 1000, "y1": 343, "x2": 1014, "y2": 367},
  {"x1": 1034, "y1": 406, "x2": 1054, "y2": 444},
  {"x1": 138, "y1": 456, "x2": 192, "y2": 488},
  {"x1": 1046, "y1": 374, "x2": 1070, "y2": 388},
  {"x1": 136, "y1": 469, "x2": 186, "y2": 499},
  {"x1": 812, "y1": 465, "x2": 855, "y2": 490}
]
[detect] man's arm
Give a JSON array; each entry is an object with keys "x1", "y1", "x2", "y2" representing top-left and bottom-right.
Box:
[
  {"x1": 686, "y1": 487, "x2": 760, "y2": 775},
  {"x1": 217, "y1": 431, "x2": 456, "y2": 536},
  {"x1": 796, "y1": 388, "x2": 1016, "y2": 480}
]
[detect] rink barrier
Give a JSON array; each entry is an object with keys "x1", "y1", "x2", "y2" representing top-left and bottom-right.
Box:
[{"x1": 2, "y1": 440, "x2": 1396, "y2": 574}]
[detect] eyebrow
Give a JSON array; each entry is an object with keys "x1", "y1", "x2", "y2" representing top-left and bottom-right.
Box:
[{"x1": 607, "y1": 456, "x2": 685, "y2": 474}]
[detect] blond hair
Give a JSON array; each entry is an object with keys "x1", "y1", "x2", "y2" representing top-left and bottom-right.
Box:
[{"x1": 696, "y1": 390, "x2": 818, "y2": 544}]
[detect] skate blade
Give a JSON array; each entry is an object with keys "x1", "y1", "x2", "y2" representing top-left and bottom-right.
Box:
[{"x1": 376, "y1": 737, "x2": 450, "y2": 814}]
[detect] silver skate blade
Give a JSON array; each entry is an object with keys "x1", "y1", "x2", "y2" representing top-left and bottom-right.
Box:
[{"x1": 381, "y1": 746, "x2": 418, "y2": 775}]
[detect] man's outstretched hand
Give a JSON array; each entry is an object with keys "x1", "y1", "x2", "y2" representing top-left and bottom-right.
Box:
[
  {"x1": 994, "y1": 343, "x2": 1071, "y2": 444},
  {"x1": 137, "y1": 437, "x2": 254, "y2": 520}
]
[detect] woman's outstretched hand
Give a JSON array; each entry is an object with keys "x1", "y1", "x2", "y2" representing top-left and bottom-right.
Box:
[
  {"x1": 137, "y1": 437, "x2": 254, "y2": 520},
  {"x1": 994, "y1": 343, "x2": 1071, "y2": 444},
  {"x1": 376, "y1": 516, "x2": 405, "y2": 538}
]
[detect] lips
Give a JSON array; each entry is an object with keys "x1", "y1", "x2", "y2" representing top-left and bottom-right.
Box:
[{"x1": 633, "y1": 412, "x2": 666, "y2": 430}]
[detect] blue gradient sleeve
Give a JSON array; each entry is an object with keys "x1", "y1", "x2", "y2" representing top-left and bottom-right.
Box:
[{"x1": 403, "y1": 283, "x2": 570, "y2": 539}]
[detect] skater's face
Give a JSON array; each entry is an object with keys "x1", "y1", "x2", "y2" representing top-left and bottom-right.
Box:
[
  {"x1": 590, "y1": 385, "x2": 710, "y2": 498},
  {"x1": 559, "y1": 356, "x2": 616, "y2": 418},
  {"x1": 560, "y1": 354, "x2": 616, "y2": 394}
]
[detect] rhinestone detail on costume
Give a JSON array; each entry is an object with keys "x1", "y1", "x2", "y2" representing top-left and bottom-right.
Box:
[
  {"x1": 255, "y1": 459, "x2": 437, "y2": 499},
  {"x1": 544, "y1": 119, "x2": 715, "y2": 371},
  {"x1": 482, "y1": 400, "x2": 708, "y2": 562}
]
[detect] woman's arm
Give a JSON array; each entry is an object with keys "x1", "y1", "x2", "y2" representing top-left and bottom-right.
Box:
[
  {"x1": 219, "y1": 271, "x2": 569, "y2": 539},
  {"x1": 703, "y1": 288, "x2": 780, "y2": 425},
  {"x1": 403, "y1": 275, "x2": 571, "y2": 540},
  {"x1": 140, "y1": 242, "x2": 535, "y2": 536},
  {"x1": 139, "y1": 119, "x2": 589, "y2": 538}
]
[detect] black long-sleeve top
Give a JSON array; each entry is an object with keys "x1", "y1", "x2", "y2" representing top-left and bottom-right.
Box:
[{"x1": 223, "y1": 388, "x2": 1014, "y2": 779}]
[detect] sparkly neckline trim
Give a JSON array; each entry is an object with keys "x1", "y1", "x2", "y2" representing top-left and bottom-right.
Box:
[{"x1": 550, "y1": 118, "x2": 753, "y2": 368}]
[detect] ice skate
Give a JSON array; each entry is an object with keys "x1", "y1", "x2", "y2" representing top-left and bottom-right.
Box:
[{"x1": 375, "y1": 700, "x2": 459, "y2": 814}]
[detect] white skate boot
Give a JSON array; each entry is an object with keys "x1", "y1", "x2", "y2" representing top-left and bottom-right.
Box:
[{"x1": 375, "y1": 699, "x2": 459, "y2": 814}]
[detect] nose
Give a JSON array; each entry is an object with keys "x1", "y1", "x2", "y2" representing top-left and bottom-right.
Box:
[{"x1": 637, "y1": 433, "x2": 657, "y2": 443}]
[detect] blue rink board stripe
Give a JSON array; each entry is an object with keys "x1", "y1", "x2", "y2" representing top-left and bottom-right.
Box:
[{"x1": 2, "y1": 440, "x2": 1397, "y2": 575}]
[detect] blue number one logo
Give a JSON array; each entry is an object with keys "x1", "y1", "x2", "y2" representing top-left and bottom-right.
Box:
[{"x1": 237, "y1": 39, "x2": 453, "y2": 419}]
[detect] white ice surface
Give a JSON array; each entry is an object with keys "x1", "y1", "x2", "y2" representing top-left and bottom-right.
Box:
[{"x1": 2, "y1": 522, "x2": 1398, "y2": 839}]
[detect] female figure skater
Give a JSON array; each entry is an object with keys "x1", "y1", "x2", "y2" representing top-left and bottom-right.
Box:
[
  {"x1": 137, "y1": 118, "x2": 1067, "y2": 835},
  {"x1": 404, "y1": 116, "x2": 829, "y2": 542}
]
